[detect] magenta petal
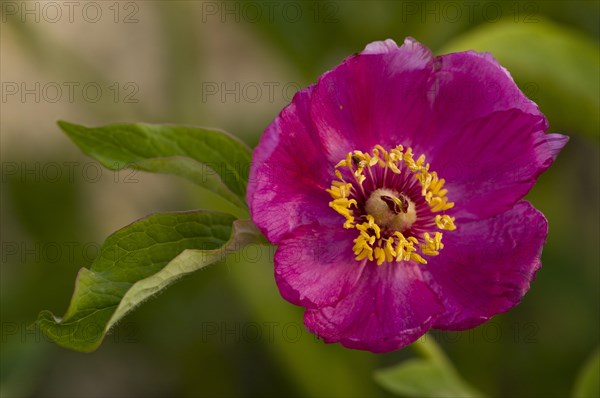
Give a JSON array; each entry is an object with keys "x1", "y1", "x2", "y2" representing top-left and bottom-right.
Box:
[
  {"x1": 432, "y1": 50, "x2": 545, "y2": 128},
  {"x1": 248, "y1": 86, "x2": 339, "y2": 244},
  {"x1": 304, "y1": 262, "x2": 444, "y2": 353},
  {"x1": 425, "y1": 201, "x2": 547, "y2": 330},
  {"x1": 362, "y1": 38, "x2": 403, "y2": 54},
  {"x1": 430, "y1": 109, "x2": 568, "y2": 220},
  {"x1": 275, "y1": 225, "x2": 366, "y2": 309},
  {"x1": 308, "y1": 38, "x2": 436, "y2": 157}
]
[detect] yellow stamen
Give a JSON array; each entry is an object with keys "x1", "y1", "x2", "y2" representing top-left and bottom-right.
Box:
[
  {"x1": 327, "y1": 145, "x2": 457, "y2": 265},
  {"x1": 435, "y1": 215, "x2": 457, "y2": 231}
]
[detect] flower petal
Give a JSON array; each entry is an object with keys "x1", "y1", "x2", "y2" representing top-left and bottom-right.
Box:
[
  {"x1": 304, "y1": 261, "x2": 444, "y2": 353},
  {"x1": 430, "y1": 109, "x2": 568, "y2": 220},
  {"x1": 424, "y1": 201, "x2": 547, "y2": 330},
  {"x1": 363, "y1": 38, "x2": 414, "y2": 54},
  {"x1": 432, "y1": 49, "x2": 544, "y2": 128},
  {"x1": 308, "y1": 37, "x2": 436, "y2": 157},
  {"x1": 274, "y1": 225, "x2": 366, "y2": 309},
  {"x1": 248, "y1": 86, "x2": 339, "y2": 244}
]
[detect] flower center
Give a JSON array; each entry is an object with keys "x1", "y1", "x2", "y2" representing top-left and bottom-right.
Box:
[{"x1": 327, "y1": 145, "x2": 457, "y2": 265}]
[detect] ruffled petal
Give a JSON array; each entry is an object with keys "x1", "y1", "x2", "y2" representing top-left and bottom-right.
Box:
[
  {"x1": 304, "y1": 261, "x2": 444, "y2": 353},
  {"x1": 274, "y1": 225, "x2": 366, "y2": 309},
  {"x1": 425, "y1": 201, "x2": 547, "y2": 330},
  {"x1": 429, "y1": 109, "x2": 568, "y2": 220}
]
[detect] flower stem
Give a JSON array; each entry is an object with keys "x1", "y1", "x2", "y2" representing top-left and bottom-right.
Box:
[
  {"x1": 410, "y1": 334, "x2": 454, "y2": 370},
  {"x1": 408, "y1": 334, "x2": 486, "y2": 397}
]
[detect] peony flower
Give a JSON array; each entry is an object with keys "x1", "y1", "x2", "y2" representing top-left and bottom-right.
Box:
[{"x1": 247, "y1": 38, "x2": 568, "y2": 353}]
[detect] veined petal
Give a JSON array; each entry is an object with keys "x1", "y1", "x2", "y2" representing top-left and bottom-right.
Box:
[
  {"x1": 274, "y1": 225, "x2": 367, "y2": 309},
  {"x1": 424, "y1": 201, "x2": 547, "y2": 330},
  {"x1": 408, "y1": 48, "x2": 564, "y2": 172},
  {"x1": 304, "y1": 261, "x2": 444, "y2": 353},
  {"x1": 429, "y1": 109, "x2": 568, "y2": 220},
  {"x1": 309, "y1": 37, "x2": 435, "y2": 158},
  {"x1": 248, "y1": 87, "x2": 340, "y2": 244},
  {"x1": 432, "y1": 49, "x2": 545, "y2": 128}
]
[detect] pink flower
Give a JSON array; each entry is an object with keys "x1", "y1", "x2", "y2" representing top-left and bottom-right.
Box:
[{"x1": 247, "y1": 38, "x2": 568, "y2": 352}]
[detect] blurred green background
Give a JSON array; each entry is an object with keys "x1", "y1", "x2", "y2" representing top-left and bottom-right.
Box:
[{"x1": 1, "y1": 1, "x2": 598, "y2": 397}]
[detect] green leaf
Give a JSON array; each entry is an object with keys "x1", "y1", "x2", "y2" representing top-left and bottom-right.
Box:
[
  {"x1": 57, "y1": 121, "x2": 252, "y2": 215},
  {"x1": 440, "y1": 20, "x2": 599, "y2": 140},
  {"x1": 37, "y1": 211, "x2": 266, "y2": 352},
  {"x1": 374, "y1": 359, "x2": 482, "y2": 398},
  {"x1": 572, "y1": 348, "x2": 600, "y2": 398},
  {"x1": 374, "y1": 336, "x2": 484, "y2": 398}
]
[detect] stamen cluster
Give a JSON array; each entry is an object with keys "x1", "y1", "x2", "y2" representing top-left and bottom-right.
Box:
[{"x1": 327, "y1": 145, "x2": 457, "y2": 265}]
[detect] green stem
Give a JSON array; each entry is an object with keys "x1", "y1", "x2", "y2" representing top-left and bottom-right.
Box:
[
  {"x1": 406, "y1": 334, "x2": 487, "y2": 397},
  {"x1": 410, "y1": 334, "x2": 454, "y2": 371}
]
